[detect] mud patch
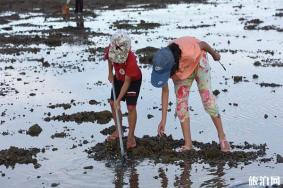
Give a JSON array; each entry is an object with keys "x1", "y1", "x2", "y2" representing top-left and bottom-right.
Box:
[
  {"x1": 0, "y1": 0, "x2": 207, "y2": 13},
  {"x1": 87, "y1": 135, "x2": 268, "y2": 167},
  {"x1": 89, "y1": 100, "x2": 101, "y2": 105},
  {"x1": 51, "y1": 132, "x2": 68, "y2": 139},
  {"x1": 274, "y1": 10, "x2": 283, "y2": 17},
  {"x1": 258, "y1": 82, "x2": 282, "y2": 87},
  {"x1": 232, "y1": 76, "x2": 245, "y2": 83},
  {"x1": 0, "y1": 82, "x2": 18, "y2": 96},
  {"x1": 254, "y1": 59, "x2": 283, "y2": 67},
  {"x1": 44, "y1": 110, "x2": 113, "y2": 124},
  {"x1": 177, "y1": 24, "x2": 215, "y2": 29},
  {"x1": 0, "y1": 47, "x2": 40, "y2": 55},
  {"x1": 48, "y1": 103, "x2": 72, "y2": 110},
  {"x1": 0, "y1": 147, "x2": 40, "y2": 168},
  {"x1": 100, "y1": 125, "x2": 127, "y2": 135},
  {"x1": 136, "y1": 46, "x2": 159, "y2": 65},
  {"x1": 213, "y1": 90, "x2": 220, "y2": 96},
  {"x1": 0, "y1": 34, "x2": 62, "y2": 47},
  {"x1": 244, "y1": 18, "x2": 283, "y2": 32},
  {"x1": 95, "y1": 0, "x2": 207, "y2": 10},
  {"x1": 112, "y1": 20, "x2": 161, "y2": 31},
  {"x1": 27, "y1": 124, "x2": 42, "y2": 137}
]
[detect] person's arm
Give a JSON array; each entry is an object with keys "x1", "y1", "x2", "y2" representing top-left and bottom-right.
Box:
[
  {"x1": 157, "y1": 84, "x2": 169, "y2": 136},
  {"x1": 108, "y1": 60, "x2": 114, "y2": 83},
  {"x1": 199, "y1": 41, "x2": 221, "y2": 61},
  {"x1": 114, "y1": 75, "x2": 131, "y2": 109}
]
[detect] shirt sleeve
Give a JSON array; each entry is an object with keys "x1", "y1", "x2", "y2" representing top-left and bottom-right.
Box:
[{"x1": 125, "y1": 52, "x2": 139, "y2": 78}]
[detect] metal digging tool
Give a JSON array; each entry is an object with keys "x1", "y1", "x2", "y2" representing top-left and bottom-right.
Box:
[
  {"x1": 112, "y1": 81, "x2": 127, "y2": 164},
  {"x1": 218, "y1": 61, "x2": 227, "y2": 71}
]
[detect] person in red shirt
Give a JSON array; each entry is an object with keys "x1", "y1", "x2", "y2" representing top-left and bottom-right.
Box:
[{"x1": 104, "y1": 31, "x2": 142, "y2": 149}]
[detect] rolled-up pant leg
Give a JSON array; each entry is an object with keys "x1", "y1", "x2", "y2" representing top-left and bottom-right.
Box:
[
  {"x1": 173, "y1": 74, "x2": 195, "y2": 122},
  {"x1": 195, "y1": 54, "x2": 219, "y2": 117}
]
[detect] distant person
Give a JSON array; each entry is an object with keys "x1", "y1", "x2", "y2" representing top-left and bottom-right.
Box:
[
  {"x1": 62, "y1": 0, "x2": 83, "y2": 16},
  {"x1": 151, "y1": 36, "x2": 230, "y2": 152},
  {"x1": 104, "y1": 31, "x2": 142, "y2": 149},
  {"x1": 76, "y1": 15, "x2": 84, "y2": 28},
  {"x1": 74, "y1": 0, "x2": 83, "y2": 13}
]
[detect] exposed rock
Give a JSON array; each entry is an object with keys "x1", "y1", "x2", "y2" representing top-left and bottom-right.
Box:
[
  {"x1": 27, "y1": 124, "x2": 42, "y2": 136},
  {"x1": 233, "y1": 76, "x2": 243, "y2": 83},
  {"x1": 213, "y1": 90, "x2": 220, "y2": 96}
]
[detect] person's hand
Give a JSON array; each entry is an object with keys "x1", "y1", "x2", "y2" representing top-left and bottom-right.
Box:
[
  {"x1": 157, "y1": 120, "x2": 166, "y2": 137},
  {"x1": 114, "y1": 100, "x2": 121, "y2": 110},
  {"x1": 213, "y1": 52, "x2": 221, "y2": 61},
  {"x1": 108, "y1": 74, "x2": 114, "y2": 83}
]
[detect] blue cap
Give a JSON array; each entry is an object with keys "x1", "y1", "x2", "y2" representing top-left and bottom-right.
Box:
[{"x1": 151, "y1": 47, "x2": 175, "y2": 88}]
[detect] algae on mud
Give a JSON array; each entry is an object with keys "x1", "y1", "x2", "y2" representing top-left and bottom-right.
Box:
[
  {"x1": 87, "y1": 135, "x2": 268, "y2": 167},
  {"x1": 0, "y1": 147, "x2": 40, "y2": 169},
  {"x1": 44, "y1": 110, "x2": 113, "y2": 124}
]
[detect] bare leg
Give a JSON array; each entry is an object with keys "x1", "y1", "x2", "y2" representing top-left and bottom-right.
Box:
[
  {"x1": 127, "y1": 106, "x2": 137, "y2": 149},
  {"x1": 181, "y1": 117, "x2": 192, "y2": 150},
  {"x1": 211, "y1": 115, "x2": 230, "y2": 151},
  {"x1": 195, "y1": 56, "x2": 230, "y2": 151},
  {"x1": 211, "y1": 115, "x2": 226, "y2": 140}
]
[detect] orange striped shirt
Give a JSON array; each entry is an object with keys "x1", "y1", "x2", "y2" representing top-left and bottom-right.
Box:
[{"x1": 171, "y1": 36, "x2": 204, "y2": 81}]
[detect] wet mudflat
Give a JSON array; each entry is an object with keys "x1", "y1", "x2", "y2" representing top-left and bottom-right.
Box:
[{"x1": 0, "y1": 0, "x2": 283, "y2": 187}]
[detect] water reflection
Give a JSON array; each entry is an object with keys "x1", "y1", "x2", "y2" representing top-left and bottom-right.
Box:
[
  {"x1": 75, "y1": 14, "x2": 84, "y2": 29},
  {"x1": 200, "y1": 162, "x2": 227, "y2": 187},
  {"x1": 174, "y1": 161, "x2": 192, "y2": 188},
  {"x1": 129, "y1": 164, "x2": 139, "y2": 188},
  {"x1": 158, "y1": 167, "x2": 169, "y2": 188},
  {"x1": 113, "y1": 161, "x2": 140, "y2": 188},
  {"x1": 112, "y1": 160, "x2": 228, "y2": 187},
  {"x1": 114, "y1": 165, "x2": 125, "y2": 188}
]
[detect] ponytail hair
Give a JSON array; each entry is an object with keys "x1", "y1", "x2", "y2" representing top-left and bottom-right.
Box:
[{"x1": 168, "y1": 43, "x2": 181, "y2": 76}]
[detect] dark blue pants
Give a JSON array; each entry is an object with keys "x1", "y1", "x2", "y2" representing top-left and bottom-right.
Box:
[{"x1": 75, "y1": 0, "x2": 83, "y2": 13}]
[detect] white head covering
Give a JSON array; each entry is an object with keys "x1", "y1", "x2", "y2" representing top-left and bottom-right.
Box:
[{"x1": 108, "y1": 31, "x2": 131, "y2": 64}]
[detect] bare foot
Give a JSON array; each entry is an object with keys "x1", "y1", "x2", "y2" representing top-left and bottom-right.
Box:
[
  {"x1": 106, "y1": 130, "x2": 119, "y2": 141},
  {"x1": 181, "y1": 145, "x2": 192, "y2": 152},
  {"x1": 219, "y1": 139, "x2": 231, "y2": 152},
  {"x1": 126, "y1": 137, "x2": 136, "y2": 149}
]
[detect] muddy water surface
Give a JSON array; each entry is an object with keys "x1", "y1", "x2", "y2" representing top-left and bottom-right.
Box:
[{"x1": 0, "y1": 0, "x2": 283, "y2": 187}]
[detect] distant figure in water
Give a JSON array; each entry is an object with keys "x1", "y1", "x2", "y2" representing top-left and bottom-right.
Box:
[
  {"x1": 62, "y1": 0, "x2": 83, "y2": 16},
  {"x1": 104, "y1": 31, "x2": 142, "y2": 149},
  {"x1": 151, "y1": 36, "x2": 231, "y2": 152}
]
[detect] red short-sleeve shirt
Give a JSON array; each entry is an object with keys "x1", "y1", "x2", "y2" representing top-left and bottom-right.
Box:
[{"x1": 104, "y1": 47, "x2": 142, "y2": 81}]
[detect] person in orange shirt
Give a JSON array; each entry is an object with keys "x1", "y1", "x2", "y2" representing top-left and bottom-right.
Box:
[
  {"x1": 62, "y1": 0, "x2": 83, "y2": 16},
  {"x1": 151, "y1": 36, "x2": 230, "y2": 152}
]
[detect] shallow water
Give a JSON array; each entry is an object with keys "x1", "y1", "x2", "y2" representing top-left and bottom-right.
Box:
[{"x1": 0, "y1": 0, "x2": 283, "y2": 187}]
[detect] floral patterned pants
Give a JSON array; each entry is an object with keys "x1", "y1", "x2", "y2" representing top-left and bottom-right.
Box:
[{"x1": 173, "y1": 54, "x2": 219, "y2": 122}]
